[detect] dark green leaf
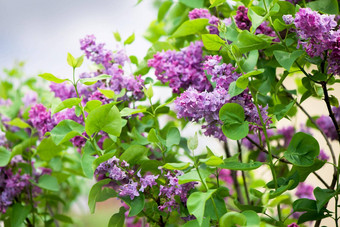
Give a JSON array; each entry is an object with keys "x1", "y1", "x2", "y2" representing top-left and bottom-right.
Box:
[
  {"x1": 37, "y1": 137, "x2": 62, "y2": 161},
  {"x1": 50, "y1": 120, "x2": 85, "y2": 145},
  {"x1": 219, "y1": 159, "x2": 262, "y2": 171},
  {"x1": 222, "y1": 122, "x2": 249, "y2": 140},
  {"x1": 121, "y1": 194, "x2": 145, "y2": 216},
  {"x1": 314, "y1": 187, "x2": 337, "y2": 212},
  {"x1": 119, "y1": 145, "x2": 148, "y2": 165},
  {"x1": 37, "y1": 175, "x2": 60, "y2": 191},
  {"x1": 10, "y1": 204, "x2": 31, "y2": 227},
  {"x1": 88, "y1": 179, "x2": 111, "y2": 213},
  {"x1": 273, "y1": 50, "x2": 304, "y2": 71},
  {"x1": 235, "y1": 31, "x2": 273, "y2": 53},
  {"x1": 54, "y1": 214, "x2": 73, "y2": 224},
  {"x1": 273, "y1": 101, "x2": 294, "y2": 121},
  {"x1": 228, "y1": 81, "x2": 245, "y2": 98},
  {"x1": 108, "y1": 206, "x2": 126, "y2": 227},
  {"x1": 81, "y1": 141, "x2": 96, "y2": 178},
  {"x1": 284, "y1": 132, "x2": 320, "y2": 166},
  {"x1": 219, "y1": 103, "x2": 245, "y2": 124},
  {"x1": 0, "y1": 146, "x2": 11, "y2": 167},
  {"x1": 307, "y1": 0, "x2": 339, "y2": 14},
  {"x1": 187, "y1": 189, "x2": 217, "y2": 226}
]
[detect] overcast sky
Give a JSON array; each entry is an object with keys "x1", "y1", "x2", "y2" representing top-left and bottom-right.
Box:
[{"x1": 0, "y1": 0, "x2": 156, "y2": 79}]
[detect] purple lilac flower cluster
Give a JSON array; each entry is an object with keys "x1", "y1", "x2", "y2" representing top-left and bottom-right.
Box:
[
  {"x1": 28, "y1": 104, "x2": 86, "y2": 147},
  {"x1": 0, "y1": 158, "x2": 46, "y2": 213},
  {"x1": 316, "y1": 106, "x2": 340, "y2": 141},
  {"x1": 148, "y1": 41, "x2": 212, "y2": 93},
  {"x1": 174, "y1": 55, "x2": 270, "y2": 140},
  {"x1": 188, "y1": 8, "x2": 219, "y2": 35},
  {"x1": 291, "y1": 8, "x2": 340, "y2": 75},
  {"x1": 234, "y1": 6, "x2": 277, "y2": 39},
  {"x1": 158, "y1": 169, "x2": 196, "y2": 212},
  {"x1": 79, "y1": 35, "x2": 145, "y2": 100},
  {"x1": 95, "y1": 157, "x2": 158, "y2": 200}
]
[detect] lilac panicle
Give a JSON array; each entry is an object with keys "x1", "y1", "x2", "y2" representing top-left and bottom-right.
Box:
[
  {"x1": 119, "y1": 181, "x2": 140, "y2": 200},
  {"x1": 316, "y1": 106, "x2": 340, "y2": 141},
  {"x1": 28, "y1": 104, "x2": 55, "y2": 138},
  {"x1": 148, "y1": 41, "x2": 212, "y2": 93}
]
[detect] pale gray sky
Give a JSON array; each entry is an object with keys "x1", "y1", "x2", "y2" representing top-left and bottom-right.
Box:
[{"x1": 0, "y1": 0, "x2": 156, "y2": 78}]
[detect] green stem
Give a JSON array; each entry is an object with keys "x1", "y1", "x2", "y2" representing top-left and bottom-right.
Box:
[{"x1": 237, "y1": 140, "x2": 250, "y2": 204}]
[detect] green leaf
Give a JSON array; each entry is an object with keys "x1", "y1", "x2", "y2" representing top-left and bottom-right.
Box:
[
  {"x1": 209, "y1": 0, "x2": 225, "y2": 8},
  {"x1": 119, "y1": 145, "x2": 148, "y2": 165},
  {"x1": 81, "y1": 141, "x2": 96, "y2": 178},
  {"x1": 242, "y1": 210, "x2": 260, "y2": 226},
  {"x1": 273, "y1": 50, "x2": 304, "y2": 71},
  {"x1": 228, "y1": 81, "x2": 245, "y2": 98},
  {"x1": 79, "y1": 74, "x2": 111, "y2": 85},
  {"x1": 179, "y1": 0, "x2": 204, "y2": 8},
  {"x1": 54, "y1": 214, "x2": 73, "y2": 224},
  {"x1": 85, "y1": 103, "x2": 121, "y2": 137},
  {"x1": 187, "y1": 189, "x2": 217, "y2": 226},
  {"x1": 235, "y1": 31, "x2": 273, "y2": 53},
  {"x1": 88, "y1": 178, "x2": 111, "y2": 213},
  {"x1": 222, "y1": 122, "x2": 249, "y2": 140},
  {"x1": 293, "y1": 198, "x2": 317, "y2": 212},
  {"x1": 291, "y1": 159, "x2": 326, "y2": 182},
  {"x1": 37, "y1": 175, "x2": 60, "y2": 191},
  {"x1": 200, "y1": 156, "x2": 223, "y2": 166},
  {"x1": 242, "y1": 50, "x2": 259, "y2": 73},
  {"x1": 158, "y1": 1, "x2": 172, "y2": 22},
  {"x1": 108, "y1": 206, "x2": 126, "y2": 227},
  {"x1": 98, "y1": 88, "x2": 115, "y2": 99},
  {"x1": 52, "y1": 98, "x2": 81, "y2": 114},
  {"x1": 202, "y1": 34, "x2": 225, "y2": 51},
  {"x1": 182, "y1": 219, "x2": 210, "y2": 227},
  {"x1": 219, "y1": 211, "x2": 247, "y2": 227},
  {"x1": 273, "y1": 101, "x2": 295, "y2": 121},
  {"x1": 50, "y1": 120, "x2": 85, "y2": 145},
  {"x1": 248, "y1": 7, "x2": 265, "y2": 33},
  {"x1": 67, "y1": 53, "x2": 77, "y2": 68},
  {"x1": 143, "y1": 84, "x2": 153, "y2": 99},
  {"x1": 37, "y1": 137, "x2": 62, "y2": 161},
  {"x1": 284, "y1": 132, "x2": 320, "y2": 167},
  {"x1": 172, "y1": 18, "x2": 209, "y2": 38},
  {"x1": 121, "y1": 194, "x2": 145, "y2": 216},
  {"x1": 10, "y1": 204, "x2": 31, "y2": 227},
  {"x1": 219, "y1": 159, "x2": 262, "y2": 171},
  {"x1": 187, "y1": 132, "x2": 198, "y2": 150},
  {"x1": 314, "y1": 187, "x2": 337, "y2": 212},
  {"x1": 7, "y1": 118, "x2": 31, "y2": 129},
  {"x1": 236, "y1": 69, "x2": 264, "y2": 89},
  {"x1": 162, "y1": 162, "x2": 191, "y2": 170},
  {"x1": 124, "y1": 33, "x2": 135, "y2": 45},
  {"x1": 38, "y1": 73, "x2": 68, "y2": 84},
  {"x1": 219, "y1": 103, "x2": 245, "y2": 124},
  {"x1": 113, "y1": 31, "x2": 121, "y2": 42},
  {"x1": 120, "y1": 107, "x2": 146, "y2": 117},
  {"x1": 307, "y1": 0, "x2": 339, "y2": 14},
  {"x1": 84, "y1": 100, "x2": 102, "y2": 113},
  {"x1": 147, "y1": 128, "x2": 160, "y2": 143},
  {"x1": 166, "y1": 127, "x2": 180, "y2": 148}
]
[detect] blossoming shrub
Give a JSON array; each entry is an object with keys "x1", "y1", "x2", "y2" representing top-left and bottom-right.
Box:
[{"x1": 0, "y1": 0, "x2": 339, "y2": 226}]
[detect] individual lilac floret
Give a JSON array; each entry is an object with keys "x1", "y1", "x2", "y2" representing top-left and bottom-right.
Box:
[
  {"x1": 288, "y1": 223, "x2": 299, "y2": 227},
  {"x1": 318, "y1": 149, "x2": 329, "y2": 161},
  {"x1": 283, "y1": 15, "x2": 294, "y2": 25},
  {"x1": 28, "y1": 104, "x2": 55, "y2": 137},
  {"x1": 328, "y1": 31, "x2": 340, "y2": 75},
  {"x1": 294, "y1": 8, "x2": 337, "y2": 58},
  {"x1": 188, "y1": 8, "x2": 219, "y2": 34},
  {"x1": 295, "y1": 182, "x2": 314, "y2": 200},
  {"x1": 148, "y1": 41, "x2": 212, "y2": 93},
  {"x1": 137, "y1": 171, "x2": 158, "y2": 192},
  {"x1": 119, "y1": 181, "x2": 140, "y2": 200}
]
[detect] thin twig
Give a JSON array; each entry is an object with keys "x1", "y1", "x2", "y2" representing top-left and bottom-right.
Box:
[{"x1": 237, "y1": 140, "x2": 251, "y2": 204}]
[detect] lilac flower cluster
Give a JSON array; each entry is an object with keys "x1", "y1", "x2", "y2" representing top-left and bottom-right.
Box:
[
  {"x1": 148, "y1": 41, "x2": 212, "y2": 93},
  {"x1": 174, "y1": 55, "x2": 270, "y2": 140},
  {"x1": 234, "y1": 6, "x2": 276, "y2": 39},
  {"x1": 79, "y1": 35, "x2": 145, "y2": 100},
  {"x1": 95, "y1": 157, "x2": 158, "y2": 200},
  {"x1": 316, "y1": 106, "x2": 340, "y2": 141},
  {"x1": 188, "y1": 8, "x2": 219, "y2": 34},
  {"x1": 293, "y1": 8, "x2": 338, "y2": 58},
  {"x1": 158, "y1": 169, "x2": 196, "y2": 212}
]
